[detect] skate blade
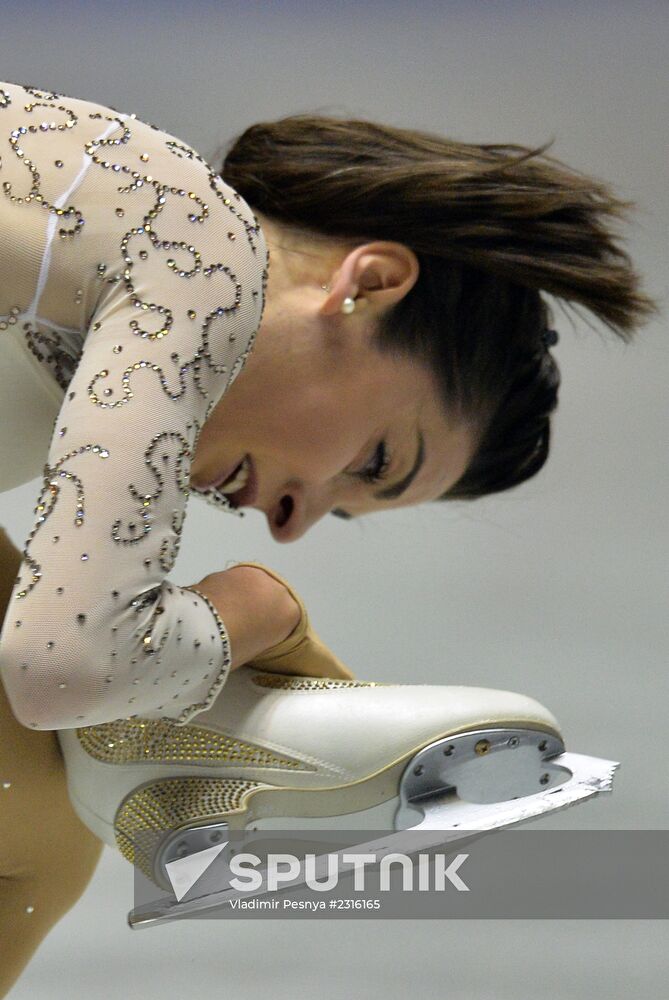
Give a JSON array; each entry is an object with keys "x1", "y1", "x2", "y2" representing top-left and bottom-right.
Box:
[
  {"x1": 408, "y1": 751, "x2": 619, "y2": 833},
  {"x1": 127, "y1": 750, "x2": 618, "y2": 929}
]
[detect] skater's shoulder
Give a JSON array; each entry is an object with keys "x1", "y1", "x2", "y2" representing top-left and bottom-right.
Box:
[{"x1": 0, "y1": 80, "x2": 212, "y2": 177}]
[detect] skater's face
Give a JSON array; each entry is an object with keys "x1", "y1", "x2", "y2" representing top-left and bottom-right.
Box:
[{"x1": 190, "y1": 217, "x2": 477, "y2": 543}]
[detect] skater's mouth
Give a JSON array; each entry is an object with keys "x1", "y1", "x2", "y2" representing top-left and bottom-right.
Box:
[{"x1": 210, "y1": 455, "x2": 258, "y2": 509}]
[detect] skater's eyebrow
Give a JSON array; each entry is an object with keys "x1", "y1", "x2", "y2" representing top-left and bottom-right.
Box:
[
  {"x1": 374, "y1": 429, "x2": 425, "y2": 501},
  {"x1": 332, "y1": 429, "x2": 426, "y2": 520}
]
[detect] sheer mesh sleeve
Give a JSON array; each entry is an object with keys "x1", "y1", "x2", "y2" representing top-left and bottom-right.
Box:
[{"x1": 0, "y1": 81, "x2": 268, "y2": 729}]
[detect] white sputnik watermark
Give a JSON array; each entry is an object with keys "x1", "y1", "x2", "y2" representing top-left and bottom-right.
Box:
[{"x1": 166, "y1": 845, "x2": 470, "y2": 901}]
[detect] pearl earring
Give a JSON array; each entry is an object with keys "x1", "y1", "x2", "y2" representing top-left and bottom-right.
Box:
[{"x1": 341, "y1": 296, "x2": 356, "y2": 315}]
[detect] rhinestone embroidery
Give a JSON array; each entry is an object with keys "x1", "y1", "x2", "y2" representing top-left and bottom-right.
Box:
[
  {"x1": 114, "y1": 777, "x2": 267, "y2": 882},
  {"x1": 77, "y1": 716, "x2": 312, "y2": 769}
]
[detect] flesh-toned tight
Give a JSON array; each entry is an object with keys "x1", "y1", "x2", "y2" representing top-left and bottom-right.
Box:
[{"x1": 0, "y1": 526, "x2": 103, "y2": 998}]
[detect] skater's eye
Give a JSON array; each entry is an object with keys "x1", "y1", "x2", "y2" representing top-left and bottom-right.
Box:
[
  {"x1": 333, "y1": 441, "x2": 391, "y2": 521},
  {"x1": 333, "y1": 429, "x2": 426, "y2": 519},
  {"x1": 356, "y1": 440, "x2": 392, "y2": 485}
]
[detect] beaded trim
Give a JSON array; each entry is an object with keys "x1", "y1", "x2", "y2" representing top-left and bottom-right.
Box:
[
  {"x1": 190, "y1": 482, "x2": 245, "y2": 517},
  {"x1": 251, "y1": 673, "x2": 380, "y2": 691},
  {"x1": 173, "y1": 585, "x2": 233, "y2": 723}
]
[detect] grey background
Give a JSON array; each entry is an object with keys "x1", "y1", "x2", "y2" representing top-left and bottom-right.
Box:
[{"x1": 1, "y1": 0, "x2": 667, "y2": 996}]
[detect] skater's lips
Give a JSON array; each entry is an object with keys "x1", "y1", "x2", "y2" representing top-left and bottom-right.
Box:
[{"x1": 193, "y1": 458, "x2": 244, "y2": 493}]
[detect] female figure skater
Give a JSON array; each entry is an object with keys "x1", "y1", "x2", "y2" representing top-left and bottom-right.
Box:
[{"x1": 0, "y1": 80, "x2": 657, "y2": 994}]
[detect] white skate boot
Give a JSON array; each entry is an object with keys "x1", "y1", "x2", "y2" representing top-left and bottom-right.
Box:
[{"x1": 57, "y1": 668, "x2": 618, "y2": 927}]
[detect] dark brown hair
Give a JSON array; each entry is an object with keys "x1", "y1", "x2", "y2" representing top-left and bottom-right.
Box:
[{"x1": 221, "y1": 115, "x2": 660, "y2": 500}]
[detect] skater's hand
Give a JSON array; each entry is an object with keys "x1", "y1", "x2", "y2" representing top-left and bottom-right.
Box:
[
  {"x1": 230, "y1": 562, "x2": 357, "y2": 681},
  {"x1": 189, "y1": 564, "x2": 302, "y2": 672}
]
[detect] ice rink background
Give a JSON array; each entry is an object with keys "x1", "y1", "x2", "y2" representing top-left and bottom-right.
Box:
[{"x1": 0, "y1": 1, "x2": 667, "y2": 996}]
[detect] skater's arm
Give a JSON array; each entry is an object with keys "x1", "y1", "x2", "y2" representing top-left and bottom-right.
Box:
[{"x1": 0, "y1": 84, "x2": 274, "y2": 729}]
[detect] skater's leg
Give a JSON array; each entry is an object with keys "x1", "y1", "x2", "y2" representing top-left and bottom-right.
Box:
[{"x1": 0, "y1": 526, "x2": 104, "y2": 999}]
